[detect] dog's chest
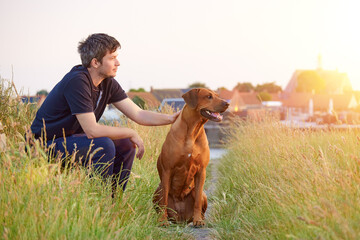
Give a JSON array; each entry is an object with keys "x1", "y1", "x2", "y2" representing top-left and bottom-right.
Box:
[
  {"x1": 183, "y1": 136, "x2": 206, "y2": 154},
  {"x1": 173, "y1": 148, "x2": 201, "y2": 175},
  {"x1": 171, "y1": 157, "x2": 200, "y2": 197},
  {"x1": 179, "y1": 145, "x2": 200, "y2": 164}
]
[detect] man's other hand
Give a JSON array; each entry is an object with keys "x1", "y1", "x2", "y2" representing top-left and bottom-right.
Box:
[{"x1": 130, "y1": 131, "x2": 144, "y2": 159}]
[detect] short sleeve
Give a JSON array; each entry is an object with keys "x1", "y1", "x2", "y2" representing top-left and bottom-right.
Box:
[
  {"x1": 63, "y1": 74, "x2": 93, "y2": 114},
  {"x1": 107, "y1": 78, "x2": 128, "y2": 103}
]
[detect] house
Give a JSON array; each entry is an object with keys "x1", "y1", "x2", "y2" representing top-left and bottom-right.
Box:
[
  {"x1": 281, "y1": 92, "x2": 314, "y2": 111},
  {"x1": 312, "y1": 94, "x2": 358, "y2": 111},
  {"x1": 218, "y1": 88, "x2": 270, "y2": 112},
  {"x1": 21, "y1": 95, "x2": 46, "y2": 106},
  {"x1": 150, "y1": 88, "x2": 189, "y2": 102},
  {"x1": 217, "y1": 88, "x2": 279, "y2": 121},
  {"x1": 218, "y1": 89, "x2": 243, "y2": 112},
  {"x1": 279, "y1": 56, "x2": 359, "y2": 123},
  {"x1": 282, "y1": 92, "x2": 358, "y2": 111},
  {"x1": 281, "y1": 91, "x2": 358, "y2": 123},
  {"x1": 238, "y1": 92, "x2": 262, "y2": 108},
  {"x1": 217, "y1": 88, "x2": 233, "y2": 100},
  {"x1": 284, "y1": 69, "x2": 352, "y2": 95},
  {"x1": 281, "y1": 59, "x2": 357, "y2": 112}
]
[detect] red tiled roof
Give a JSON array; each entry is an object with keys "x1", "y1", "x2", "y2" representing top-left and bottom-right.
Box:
[
  {"x1": 218, "y1": 89, "x2": 234, "y2": 100},
  {"x1": 228, "y1": 90, "x2": 246, "y2": 112},
  {"x1": 150, "y1": 89, "x2": 183, "y2": 102},
  {"x1": 238, "y1": 92, "x2": 262, "y2": 105}
]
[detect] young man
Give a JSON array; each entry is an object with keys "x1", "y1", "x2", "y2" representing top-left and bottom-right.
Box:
[{"x1": 30, "y1": 33, "x2": 179, "y2": 191}]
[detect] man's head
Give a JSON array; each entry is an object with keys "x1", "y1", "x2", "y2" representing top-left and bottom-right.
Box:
[{"x1": 78, "y1": 33, "x2": 121, "y2": 68}]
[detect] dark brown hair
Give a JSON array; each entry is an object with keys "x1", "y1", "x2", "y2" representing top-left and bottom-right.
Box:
[{"x1": 78, "y1": 33, "x2": 121, "y2": 68}]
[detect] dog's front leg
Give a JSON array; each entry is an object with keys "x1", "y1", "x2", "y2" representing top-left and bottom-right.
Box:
[
  {"x1": 193, "y1": 168, "x2": 206, "y2": 227},
  {"x1": 159, "y1": 170, "x2": 171, "y2": 226}
]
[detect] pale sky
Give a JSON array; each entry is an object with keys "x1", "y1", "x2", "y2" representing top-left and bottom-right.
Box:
[{"x1": 1, "y1": 0, "x2": 359, "y2": 95}]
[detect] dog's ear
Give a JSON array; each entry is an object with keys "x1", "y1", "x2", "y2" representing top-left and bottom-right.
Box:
[{"x1": 182, "y1": 88, "x2": 200, "y2": 109}]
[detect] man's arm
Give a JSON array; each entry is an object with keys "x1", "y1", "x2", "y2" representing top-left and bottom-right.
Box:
[
  {"x1": 75, "y1": 112, "x2": 144, "y2": 159},
  {"x1": 112, "y1": 98, "x2": 180, "y2": 126}
]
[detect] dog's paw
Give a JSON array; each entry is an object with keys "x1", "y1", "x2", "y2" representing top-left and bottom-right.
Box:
[
  {"x1": 159, "y1": 220, "x2": 170, "y2": 227},
  {"x1": 193, "y1": 219, "x2": 205, "y2": 228},
  {"x1": 159, "y1": 214, "x2": 170, "y2": 227}
]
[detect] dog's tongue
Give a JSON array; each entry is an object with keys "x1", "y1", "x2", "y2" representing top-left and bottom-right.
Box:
[{"x1": 211, "y1": 112, "x2": 223, "y2": 120}]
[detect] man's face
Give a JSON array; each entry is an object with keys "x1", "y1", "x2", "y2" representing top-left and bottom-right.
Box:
[{"x1": 98, "y1": 50, "x2": 120, "y2": 78}]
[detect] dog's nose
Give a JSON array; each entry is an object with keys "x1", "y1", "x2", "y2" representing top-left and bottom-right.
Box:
[{"x1": 223, "y1": 101, "x2": 230, "y2": 108}]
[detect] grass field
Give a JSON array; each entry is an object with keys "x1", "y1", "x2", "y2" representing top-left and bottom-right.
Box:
[
  {"x1": 0, "y1": 79, "x2": 192, "y2": 240},
  {"x1": 2, "y1": 77, "x2": 360, "y2": 239},
  {"x1": 209, "y1": 119, "x2": 360, "y2": 239}
]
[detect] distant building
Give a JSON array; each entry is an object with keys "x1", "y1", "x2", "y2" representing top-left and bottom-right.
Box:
[
  {"x1": 238, "y1": 92, "x2": 262, "y2": 108},
  {"x1": 281, "y1": 92, "x2": 313, "y2": 112},
  {"x1": 21, "y1": 95, "x2": 46, "y2": 106},
  {"x1": 284, "y1": 55, "x2": 352, "y2": 96},
  {"x1": 281, "y1": 56, "x2": 356, "y2": 115},
  {"x1": 150, "y1": 87, "x2": 190, "y2": 102},
  {"x1": 218, "y1": 89, "x2": 269, "y2": 112},
  {"x1": 282, "y1": 92, "x2": 358, "y2": 112},
  {"x1": 159, "y1": 98, "x2": 185, "y2": 111}
]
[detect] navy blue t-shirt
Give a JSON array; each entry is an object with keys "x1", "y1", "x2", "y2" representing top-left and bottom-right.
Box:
[{"x1": 31, "y1": 65, "x2": 127, "y2": 140}]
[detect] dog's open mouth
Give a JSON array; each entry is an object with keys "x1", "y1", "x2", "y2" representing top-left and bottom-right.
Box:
[{"x1": 200, "y1": 109, "x2": 223, "y2": 122}]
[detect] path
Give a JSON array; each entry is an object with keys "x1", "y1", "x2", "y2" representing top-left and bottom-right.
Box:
[{"x1": 188, "y1": 148, "x2": 226, "y2": 240}]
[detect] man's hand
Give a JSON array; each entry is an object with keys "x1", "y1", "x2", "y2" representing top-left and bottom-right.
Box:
[
  {"x1": 130, "y1": 131, "x2": 145, "y2": 159},
  {"x1": 169, "y1": 111, "x2": 181, "y2": 123}
]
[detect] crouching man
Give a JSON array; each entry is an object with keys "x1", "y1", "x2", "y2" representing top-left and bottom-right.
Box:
[{"x1": 30, "y1": 33, "x2": 179, "y2": 192}]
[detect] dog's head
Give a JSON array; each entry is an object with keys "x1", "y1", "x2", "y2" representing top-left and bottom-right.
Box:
[{"x1": 182, "y1": 88, "x2": 229, "y2": 122}]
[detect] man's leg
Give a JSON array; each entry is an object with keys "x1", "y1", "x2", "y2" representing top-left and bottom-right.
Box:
[
  {"x1": 112, "y1": 138, "x2": 136, "y2": 191},
  {"x1": 47, "y1": 134, "x2": 116, "y2": 178}
]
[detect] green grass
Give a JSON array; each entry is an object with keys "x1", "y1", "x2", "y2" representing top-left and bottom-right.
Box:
[
  {"x1": 0, "y1": 78, "x2": 193, "y2": 240},
  {"x1": 209, "y1": 119, "x2": 360, "y2": 239},
  {"x1": 7, "y1": 74, "x2": 360, "y2": 239}
]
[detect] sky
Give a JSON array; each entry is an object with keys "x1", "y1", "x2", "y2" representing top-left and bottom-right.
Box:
[{"x1": 0, "y1": 0, "x2": 360, "y2": 95}]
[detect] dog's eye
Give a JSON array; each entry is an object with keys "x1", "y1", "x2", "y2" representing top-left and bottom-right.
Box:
[{"x1": 207, "y1": 95, "x2": 213, "y2": 99}]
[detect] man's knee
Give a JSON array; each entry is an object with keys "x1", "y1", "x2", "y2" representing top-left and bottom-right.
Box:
[
  {"x1": 122, "y1": 138, "x2": 136, "y2": 151},
  {"x1": 93, "y1": 137, "x2": 116, "y2": 157},
  {"x1": 114, "y1": 138, "x2": 136, "y2": 156}
]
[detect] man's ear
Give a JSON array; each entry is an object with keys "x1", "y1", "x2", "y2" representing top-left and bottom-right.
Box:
[
  {"x1": 182, "y1": 88, "x2": 200, "y2": 109},
  {"x1": 90, "y1": 58, "x2": 100, "y2": 68}
]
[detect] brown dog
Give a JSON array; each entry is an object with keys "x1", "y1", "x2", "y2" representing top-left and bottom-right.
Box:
[{"x1": 153, "y1": 88, "x2": 229, "y2": 227}]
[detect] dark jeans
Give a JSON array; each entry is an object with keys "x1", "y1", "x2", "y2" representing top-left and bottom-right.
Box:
[{"x1": 47, "y1": 134, "x2": 136, "y2": 191}]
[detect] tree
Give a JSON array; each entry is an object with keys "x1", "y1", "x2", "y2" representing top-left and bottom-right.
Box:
[
  {"x1": 217, "y1": 86, "x2": 229, "y2": 92},
  {"x1": 296, "y1": 71, "x2": 326, "y2": 93},
  {"x1": 255, "y1": 82, "x2": 282, "y2": 93},
  {"x1": 257, "y1": 92, "x2": 272, "y2": 102},
  {"x1": 129, "y1": 88, "x2": 146, "y2": 92},
  {"x1": 131, "y1": 96, "x2": 145, "y2": 109},
  {"x1": 36, "y1": 89, "x2": 48, "y2": 96},
  {"x1": 234, "y1": 82, "x2": 254, "y2": 92},
  {"x1": 188, "y1": 82, "x2": 208, "y2": 88}
]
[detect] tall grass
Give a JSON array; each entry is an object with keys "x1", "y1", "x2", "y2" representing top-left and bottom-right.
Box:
[
  {"x1": 0, "y1": 78, "x2": 192, "y2": 239},
  {"x1": 209, "y1": 118, "x2": 360, "y2": 239}
]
